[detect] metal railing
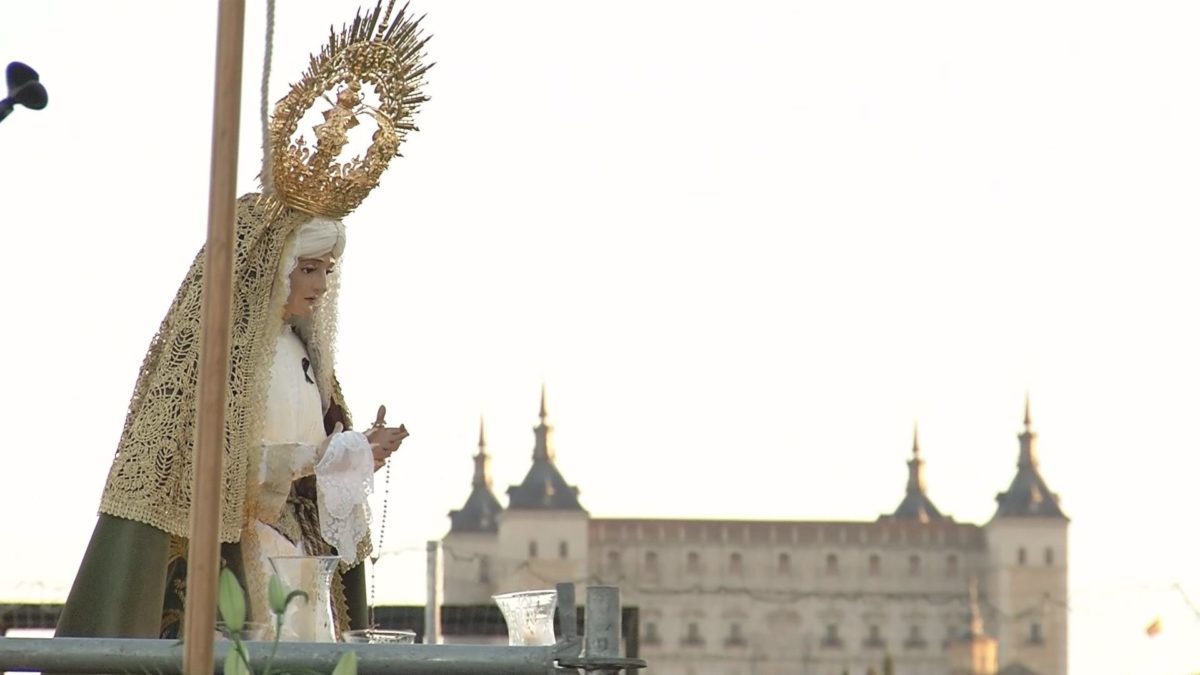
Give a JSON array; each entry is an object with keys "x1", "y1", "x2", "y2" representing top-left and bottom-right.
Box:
[{"x1": 0, "y1": 584, "x2": 646, "y2": 675}]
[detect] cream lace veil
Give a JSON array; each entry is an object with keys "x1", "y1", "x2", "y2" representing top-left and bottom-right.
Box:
[
  {"x1": 98, "y1": 0, "x2": 427, "y2": 547},
  {"x1": 99, "y1": 195, "x2": 349, "y2": 544}
]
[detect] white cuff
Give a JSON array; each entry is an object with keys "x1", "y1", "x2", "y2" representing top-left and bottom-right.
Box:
[{"x1": 314, "y1": 431, "x2": 374, "y2": 563}]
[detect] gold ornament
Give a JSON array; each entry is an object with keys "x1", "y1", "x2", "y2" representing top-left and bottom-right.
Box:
[{"x1": 267, "y1": 0, "x2": 431, "y2": 219}]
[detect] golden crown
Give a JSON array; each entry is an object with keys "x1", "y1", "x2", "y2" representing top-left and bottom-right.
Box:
[{"x1": 267, "y1": 0, "x2": 430, "y2": 220}]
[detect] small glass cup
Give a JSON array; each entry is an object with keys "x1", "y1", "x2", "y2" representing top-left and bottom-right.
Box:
[
  {"x1": 216, "y1": 621, "x2": 271, "y2": 641},
  {"x1": 492, "y1": 589, "x2": 558, "y2": 646},
  {"x1": 342, "y1": 629, "x2": 417, "y2": 644}
]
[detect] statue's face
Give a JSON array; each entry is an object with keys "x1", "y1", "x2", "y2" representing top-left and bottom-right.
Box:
[{"x1": 284, "y1": 253, "x2": 335, "y2": 318}]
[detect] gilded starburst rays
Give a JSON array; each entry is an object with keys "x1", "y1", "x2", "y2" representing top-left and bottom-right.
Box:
[{"x1": 266, "y1": 0, "x2": 431, "y2": 220}]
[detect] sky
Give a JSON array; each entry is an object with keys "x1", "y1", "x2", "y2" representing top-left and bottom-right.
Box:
[{"x1": 2, "y1": 1, "x2": 1199, "y2": 673}]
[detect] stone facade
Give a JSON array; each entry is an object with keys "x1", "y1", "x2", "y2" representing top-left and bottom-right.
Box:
[{"x1": 442, "y1": 394, "x2": 1068, "y2": 675}]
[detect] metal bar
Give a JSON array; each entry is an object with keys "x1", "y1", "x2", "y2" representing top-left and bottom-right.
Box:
[
  {"x1": 425, "y1": 540, "x2": 443, "y2": 644},
  {"x1": 187, "y1": 0, "x2": 245, "y2": 673},
  {"x1": 584, "y1": 587, "x2": 620, "y2": 675},
  {"x1": 0, "y1": 638, "x2": 559, "y2": 675},
  {"x1": 555, "y1": 583, "x2": 576, "y2": 641},
  {"x1": 623, "y1": 606, "x2": 639, "y2": 659}
]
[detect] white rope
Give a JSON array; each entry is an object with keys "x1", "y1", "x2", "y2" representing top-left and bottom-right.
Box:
[{"x1": 260, "y1": 0, "x2": 276, "y2": 194}]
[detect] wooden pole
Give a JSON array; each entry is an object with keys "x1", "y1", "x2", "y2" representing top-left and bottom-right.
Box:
[{"x1": 184, "y1": 1, "x2": 245, "y2": 674}]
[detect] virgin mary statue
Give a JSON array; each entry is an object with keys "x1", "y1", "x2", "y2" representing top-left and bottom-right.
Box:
[{"x1": 55, "y1": 1, "x2": 429, "y2": 640}]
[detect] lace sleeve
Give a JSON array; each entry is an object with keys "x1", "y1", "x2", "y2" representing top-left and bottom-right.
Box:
[{"x1": 314, "y1": 431, "x2": 374, "y2": 563}]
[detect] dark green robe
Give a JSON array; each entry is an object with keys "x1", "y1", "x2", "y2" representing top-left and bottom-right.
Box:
[{"x1": 56, "y1": 406, "x2": 370, "y2": 638}]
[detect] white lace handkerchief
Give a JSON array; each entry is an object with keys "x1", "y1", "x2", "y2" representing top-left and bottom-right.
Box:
[{"x1": 314, "y1": 431, "x2": 374, "y2": 563}]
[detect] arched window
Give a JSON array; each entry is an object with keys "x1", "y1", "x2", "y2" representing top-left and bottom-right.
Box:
[
  {"x1": 905, "y1": 624, "x2": 927, "y2": 649},
  {"x1": 908, "y1": 554, "x2": 921, "y2": 576},
  {"x1": 683, "y1": 622, "x2": 704, "y2": 647},
  {"x1": 686, "y1": 551, "x2": 701, "y2": 574},
  {"x1": 1018, "y1": 547, "x2": 1027, "y2": 566},
  {"x1": 868, "y1": 554, "x2": 881, "y2": 576},
  {"x1": 644, "y1": 621, "x2": 661, "y2": 645},
  {"x1": 1044, "y1": 547, "x2": 1054, "y2": 566},
  {"x1": 730, "y1": 552, "x2": 744, "y2": 575},
  {"x1": 606, "y1": 550, "x2": 621, "y2": 574},
  {"x1": 820, "y1": 623, "x2": 842, "y2": 649},
  {"x1": 558, "y1": 541, "x2": 569, "y2": 559},
  {"x1": 865, "y1": 624, "x2": 885, "y2": 648},
  {"x1": 778, "y1": 552, "x2": 791, "y2": 574},
  {"x1": 725, "y1": 623, "x2": 747, "y2": 647},
  {"x1": 946, "y1": 554, "x2": 959, "y2": 577},
  {"x1": 528, "y1": 540, "x2": 538, "y2": 558},
  {"x1": 645, "y1": 550, "x2": 659, "y2": 573},
  {"x1": 825, "y1": 553, "x2": 839, "y2": 575}
]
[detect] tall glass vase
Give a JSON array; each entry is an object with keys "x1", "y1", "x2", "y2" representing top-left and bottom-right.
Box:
[
  {"x1": 492, "y1": 589, "x2": 558, "y2": 646},
  {"x1": 268, "y1": 555, "x2": 341, "y2": 642}
]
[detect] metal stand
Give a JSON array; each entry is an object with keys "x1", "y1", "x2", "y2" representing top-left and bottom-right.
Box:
[{"x1": 0, "y1": 584, "x2": 648, "y2": 675}]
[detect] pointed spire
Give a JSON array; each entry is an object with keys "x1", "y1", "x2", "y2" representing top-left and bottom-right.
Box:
[
  {"x1": 507, "y1": 384, "x2": 584, "y2": 511},
  {"x1": 449, "y1": 415, "x2": 504, "y2": 533},
  {"x1": 993, "y1": 392, "x2": 1067, "y2": 519},
  {"x1": 887, "y1": 424, "x2": 947, "y2": 522},
  {"x1": 1018, "y1": 393, "x2": 1039, "y2": 468},
  {"x1": 472, "y1": 416, "x2": 492, "y2": 489},
  {"x1": 532, "y1": 384, "x2": 555, "y2": 462},
  {"x1": 967, "y1": 577, "x2": 984, "y2": 637},
  {"x1": 906, "y1": 422, "x2": 926, "y2": 495}
]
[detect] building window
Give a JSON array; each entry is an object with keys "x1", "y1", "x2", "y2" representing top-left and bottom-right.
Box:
[
  {"x1": 944, "y1": 623, "x2": 959, "y2": 647},
  {"x1": 730, "y1": 552, "x2": 744, "y2": 576},
  {"x1": 908, "y1": 554, "x2": 921, "y2": 576},
  {"x1": 559, "y1": 541, "x2": 569, "y2": 559},
  {"x1": 863, "y1": 624, "x2": 886, "y2": 649},
  {"x1": 686, "y1": 551, "x2": 701, "y2": 574},
  {"x1": 606, "y1": 550, "x2": 621, "y2": 576},
  {"x1": 904, "y1": 624, "x2": 927, "y2": 649},
  {"x1": 645, "y1": 550, "x2": 659, "y2": 574},
  {"x1": 820, "y1": 624, "x2": 843, "y2": 649},
  {"x1": 1018, "y1": 547, "x2": 1027, "y2": 566},
  {"x1": 868, "y1": 554, "x2": 881, "y2": 576},
  {"x1": 528, "y1": 540, "x2": 538, "y2": 558},
  {"x1": 825, "y1": 554, "x2": 839, "y2": 575},
  {"x1": 778, "y1": 552, "x2": 791, "y2": 574},
  {"x1": 725, "y1": 623, "x2": 747, "y2": 648},
  {"x1": 947, "y1": 554, "x2": 959, "y2": 577},
  {"x1": 1029, "y1": 622, "x2": 1044, "y2": 645},
  {"x1": 1044, "y1": 547, "x2": 1054, "y2": 566},
  {"x1": 478, "y1": 556, "x2": 491, "y2": 584},
  {"x1": 682, "y1": 622, "x2": 705, "y2": 647},
  {"x1": 644, "y1": 621, "x2": 661, "y2": 646}
]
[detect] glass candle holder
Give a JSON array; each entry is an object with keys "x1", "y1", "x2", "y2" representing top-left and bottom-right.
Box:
[
  {"x1": 268, "y1": 555, "x2": 341, "y2": 642},
  {"x1": 492, "y1": 589, "x2": 558, "y2": 646}
]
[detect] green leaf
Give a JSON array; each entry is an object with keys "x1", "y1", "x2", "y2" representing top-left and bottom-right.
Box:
[
  {"x1": 218, "y1": 568, "x2": 246, "y2": 633},
  {"x1": 331, "y1": 651, "x2": 357, "y2": 675},
  {"x1": 223, "y1": 643, "x2": 250, "y2": 675},
  {"x1": 268, "y1": 575, "x2": 287, "y2": 615}
]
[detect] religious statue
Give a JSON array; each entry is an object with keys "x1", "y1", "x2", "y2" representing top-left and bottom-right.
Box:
[{"x1": 55, "y1": 1, "x2": 431, "y2": 641}]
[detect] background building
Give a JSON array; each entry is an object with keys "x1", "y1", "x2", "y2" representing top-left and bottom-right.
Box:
[{"x1": 443, "y1": 391, "x2": 1068, "y2": 675}]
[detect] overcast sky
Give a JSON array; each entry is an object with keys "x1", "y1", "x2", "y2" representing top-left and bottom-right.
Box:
[{"x1": 2, "y1": 2, "x2": 1199, "y2": 673}]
